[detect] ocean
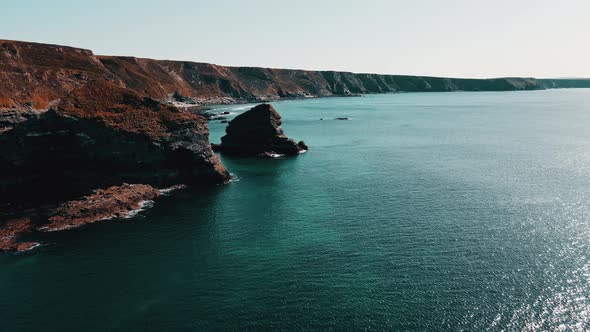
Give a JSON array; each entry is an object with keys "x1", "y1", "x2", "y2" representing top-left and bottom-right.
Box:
[{"x1": 2, "y1": 89, "x2": 590, "y2": 330}]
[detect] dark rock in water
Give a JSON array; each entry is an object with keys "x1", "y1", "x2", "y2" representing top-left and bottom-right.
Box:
[
  {"x1": 220, "y1": 120, "x2": 228, "y2": 123},
  {"x1": 200, "y1": 111, "x2": 216, "y2": 120},
  {"x1": 0, "y1": 79, "x2": 230, "y2": 202},
  {"x1": 201, "y1": 111, "x2": 230, "y2": 121},
  {"x1": 335, "y1": 117, "x2": 350, "y2": 120},
  {"x1": 212, "y1": 103, "x2": 307, "y2": 157},
  {"x1": 297, "y1": 141, "x2": 309, "y2": 151}
]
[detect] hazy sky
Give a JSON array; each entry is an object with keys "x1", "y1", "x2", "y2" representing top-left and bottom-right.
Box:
[{"x1": 2, "y1": 0, "x2": 589, "y2": 78}]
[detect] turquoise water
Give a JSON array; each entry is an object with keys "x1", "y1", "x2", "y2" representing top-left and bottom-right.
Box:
[{"x1": 2, "y1": 90, "x2": 590, "y2": 330}]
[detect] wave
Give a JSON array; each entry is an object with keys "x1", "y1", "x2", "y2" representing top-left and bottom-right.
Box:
[
  {"x1": 231, "y1": 106, "x2": 252, "y2": 111},
  {"x1": 159, "y1": 184, "x2": 187, "y2": 195},
  {"x1": 123, "y1": 200, "x2": 154, "y2": 219}
]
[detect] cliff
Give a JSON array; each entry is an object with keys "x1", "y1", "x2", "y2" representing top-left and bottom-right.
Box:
[
  {"x1": 0, "y1": 39, "x2": 545, "y2": 123},
  {"x1": 0, "y1": 79, "x2": 229, "y2": 202},
  {"x1": 0, "y1": 78, "x2": 230, "y2": 252},
  {"x1": 538, "y1": 79, "x2": 590, "y2": 89}
]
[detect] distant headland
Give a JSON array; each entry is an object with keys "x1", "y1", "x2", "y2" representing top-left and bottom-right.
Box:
[{"x1": 2, "y1": 39, "x2": 589, "y2": 123}]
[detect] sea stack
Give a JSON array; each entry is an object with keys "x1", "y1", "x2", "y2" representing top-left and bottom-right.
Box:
[{"x1": 212, "y1": 104, "x2": 307, "y2": 157}]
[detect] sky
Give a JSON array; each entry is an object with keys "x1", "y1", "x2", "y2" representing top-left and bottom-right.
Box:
[{"x1": 2, "y1": 0, "x2": 589, "y2": 78}]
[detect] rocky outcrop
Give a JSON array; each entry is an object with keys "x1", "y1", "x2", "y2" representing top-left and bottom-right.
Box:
[
  {"x1": 212, "y1": 104, "x2": 307, "y2": 157},
  {"x1": 0, "y1": 183, "x2": 182, "y2": 251},
  {"x1": 41, "y1": 183, "x2": 161, "y2": 232},
  {"x1": 0, "y1": 79, "x2": 230, "y2": 203},
  {"x1": 0, "y1": 69, "x2": 234, "y2": 253},
  {"x1": 0, "y1": 78, "x2": 230, "y2": 252},
  {"x1": 0, "y1": 218, "x2": 39, "y2": 252},
  {"x1": 0, "y1": 39, "x2": 549, "y2": 131}
]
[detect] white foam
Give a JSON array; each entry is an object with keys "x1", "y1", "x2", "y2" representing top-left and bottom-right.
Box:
[
  {"x1": 123, "y1": 200, "x2": 154, "y2": 219},
  {"x1": 19, "y1": 242, "x2": 42, "y2": 252},
  {"x1": 231, "y1": 106, "x2": 251, "y2": 111},
  {"x1": 38, "y1": 214, "x2": 116, "y2": 232},
  {"x1": 159, "y1": 184, "x2": 187, "y2": 195},
  {"x1": 298, "y1": 149, "x2": 307, "y2": 154},
  {"x1": 170, "y1": 101, "x2": 199, "y2": 108}
]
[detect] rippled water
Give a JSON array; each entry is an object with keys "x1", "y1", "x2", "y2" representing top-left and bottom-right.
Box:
[{"x1": 2, "y1": 90, "x2": 590, "y2": 330}]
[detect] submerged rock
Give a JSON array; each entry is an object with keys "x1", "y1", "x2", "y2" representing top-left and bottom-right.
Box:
[
  {"x1": 212, "y1": 104, "x2": 307, "y2": 157},
  {"x1": 0, "y1": 79, "x2": 230, "y2": 202}
]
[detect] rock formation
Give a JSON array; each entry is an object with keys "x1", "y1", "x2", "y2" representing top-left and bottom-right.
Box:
[
  {"x1": 41, "y1": 183, "x2": 161, "y2": 232},
  {"x1": 212, "y1": 104, "x2": 307, "y2": 157},
  {"x1": 0, "y1": 79, "x2": 230, "y2": 202},
  {"x1": 0, "y1": 183, "x2": 182, "y2": 251},
  {"x1": 0, "y1": 79, "x2": 232, "y2": 252},
  {"x1": 0, "y1": 218, "x2": 38, "y2": 252}
]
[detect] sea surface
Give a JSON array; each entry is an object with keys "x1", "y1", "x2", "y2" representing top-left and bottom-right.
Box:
[{"x1": 2, "y1": 89, "x2": 590, "y2": 331}]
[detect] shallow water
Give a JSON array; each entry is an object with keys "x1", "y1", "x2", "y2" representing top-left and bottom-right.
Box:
[{"x1": 2, "y1": 89, "x2": 590, "y2": 330}]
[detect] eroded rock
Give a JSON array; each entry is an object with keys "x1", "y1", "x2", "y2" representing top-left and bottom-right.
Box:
[
  {"x1": 0, "y1": 79, "x2": 230, "y2": 202},
  {"x1": 0, "y1": 218, "x2": 39, "y2": 252},
  {"x1": 212, "y1": 104, "x2": 307, "y2": 157},
  {"x1": 41, "y1": 183, "x2": 160, "y2": 232}
]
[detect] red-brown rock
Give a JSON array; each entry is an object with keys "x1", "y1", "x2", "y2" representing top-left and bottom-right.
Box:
[
  {"x1": 0, "y1": 218, "x2": 39, "y2": 252},
  {"x1": 0, "y1": 39, "x2": 545, "y2": 132},
  {"x1": 0, "y1": 79, "x2": 230, "y2": 201},
  {"x1": 41, "y1": 183, "x2": 160, "y2": 232}
]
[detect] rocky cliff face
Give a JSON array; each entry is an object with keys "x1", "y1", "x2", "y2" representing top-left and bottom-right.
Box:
[
  {"x1": 0, "y1": 39, "x2": 547, "y2": 130},
  {"x1": 0, "y1": 40, "x2": 113, "y2": 111},
  {"x1": 0, "y1": 78, "x2": 230, "y2": 252},
  {"x1": 0, "y1": 79, "x2": 229, "y2": 203}
]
